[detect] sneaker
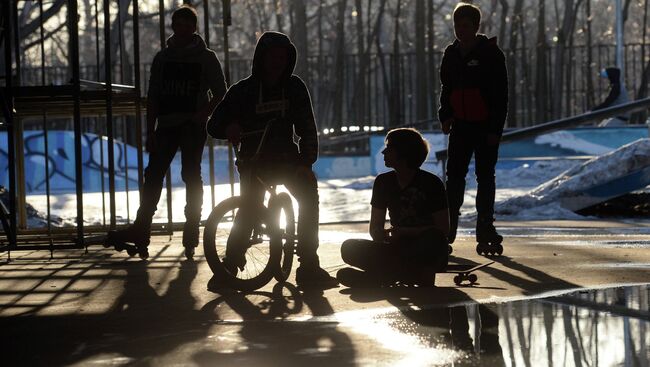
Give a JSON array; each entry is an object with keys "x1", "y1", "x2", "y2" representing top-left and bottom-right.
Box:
[
  {"x1": 184, "y1": 246, "x2": 195, "y2": 260},
  {"x1": 182, "y1": 222, "x2": 200, "y2": 248},
  {"x1": 337, "y1": 268, "x2": 375, "y2": 288},
  {"x1": 221, "y1": 256, "x2": 246, "y2": 276},
  {"x1": 296, "y1": 265, "x2": 339, "y2": 289}
]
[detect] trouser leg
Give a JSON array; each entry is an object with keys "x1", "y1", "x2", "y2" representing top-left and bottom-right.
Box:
[
  {"x1": 180, "y1": 125, "x2": 207, "y2": 247},
  {"x1": 284, "y1": 167, "x2": 320, "y2": 267},
  {"x1": 225, "y1": 167, "x2": 265, "y2": 262},
  {"x1": 135, "y1": 128, "x2": 180, "y2": 231},
  {"x1": 445, "y1": 128, "x2": 475, "y2": 243},
  {"x1": 340, "y1": 238, "x2": 397, "y2": 273},
  {"x1": 474, "y1": 138, "x2": 499, "y2": 222}
]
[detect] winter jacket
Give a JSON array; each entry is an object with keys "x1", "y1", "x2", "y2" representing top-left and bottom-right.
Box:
[
  {"x1": 147, "y1": 34, "x2": 227, "y2": 128},
  {"x1": 207, "y1": 31, "x2": 318, "y2": 167},
  {"x1": 438, "y1": 34, "x2": 508, "y2": 135}
]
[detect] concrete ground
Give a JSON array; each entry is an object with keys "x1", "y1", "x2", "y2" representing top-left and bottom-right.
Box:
[{"x1": 1, "y1": 219, "x2": 650, "y2": 366}]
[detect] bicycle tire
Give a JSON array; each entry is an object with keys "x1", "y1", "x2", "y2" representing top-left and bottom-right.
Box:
[
  {"x1": 269, "y1": 192, "x2": 296, "y2": 282},
  {"x1": 203, "y1": 196, "x2": 281, "y2": 292}
]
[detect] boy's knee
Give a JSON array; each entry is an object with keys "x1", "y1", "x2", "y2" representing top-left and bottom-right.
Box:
[{"x1": 340, "y1": 240, "x2": 356, "y2": 263}]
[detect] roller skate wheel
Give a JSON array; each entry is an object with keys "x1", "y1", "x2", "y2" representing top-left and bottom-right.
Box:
[
  {"x1": 448, "y1": 245, "x2": 453, "y2": 255},
  {"x1": 495, "y1": 244, "x2": 504, "y2": 255},
  {"x1": 126, "y1": 246, "x2": 139, "y2": 257},
  {"x1": 139, "y1": 249, "x2": 149, "y2": 260}
]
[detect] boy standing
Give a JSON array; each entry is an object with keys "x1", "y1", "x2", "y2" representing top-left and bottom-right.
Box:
[
  {"x1": 207, "y1": 31, "x2": 338, "y2": 289},
  {"x1": 108, "y1": 5, "x2": 226, "y2": 259},
  {"x1": 438, "y1": 3, "x2": 508, "y2": 248},
  {"x1": 337, "y1": 128, "x2": 449, "y2": 287}
]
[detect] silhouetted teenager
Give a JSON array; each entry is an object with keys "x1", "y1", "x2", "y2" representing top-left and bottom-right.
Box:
[
  {"x1": 593, "y1": 67, "x2": 630, "y2": 126},
  {"x1": 108, "y1": 5, "x2": 226, "y2": 259},
  {"x1": 439, "y1": 3, "x2": 508, "y2": 247},
  {"x1": 207, "y1": 31, "x2": 338, "y2": 289},
  {"x1": 337, "y1": 128, "x2": 449, "y2": 287}
]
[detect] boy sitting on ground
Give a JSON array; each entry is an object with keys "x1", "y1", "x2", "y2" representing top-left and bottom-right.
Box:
[{"x1": 337, "y1": 128, "x2": 449, "y2": 287}]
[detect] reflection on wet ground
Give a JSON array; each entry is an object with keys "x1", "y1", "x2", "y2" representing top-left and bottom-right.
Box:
[{"x1": 333, "y1": 284, "x2": 650, "y2": 366}]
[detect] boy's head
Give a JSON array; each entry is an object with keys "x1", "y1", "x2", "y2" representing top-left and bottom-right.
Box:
[
  {"x1": 383, "y1": 128, "x2": 430, "y2": 169},
  {"x1": 171, "y1": 5, "x2": 198, "y2": 40},
  {"x1": 453, "y1": 3, "x2": 481, "y2": 43}
]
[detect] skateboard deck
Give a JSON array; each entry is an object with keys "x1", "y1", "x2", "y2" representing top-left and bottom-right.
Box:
[{"x1": 444, "y1": 261, "x2": 494, "y2": 286}]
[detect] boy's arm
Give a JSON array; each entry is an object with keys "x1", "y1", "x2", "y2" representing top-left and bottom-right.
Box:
[
  {"x1": 369, "y1": 206, "x2": 388, "y2": 242},
  {"x1": 194, "y1": 53, "x2": 227, "y2": 124},
  {"x1": 207, "y1": 85, "x2": 236, "y2": 140},
  {"x1": 145, "y1": 54, "x2": 162, "y2": 151},
  {"x1": 487, "y1": 47, "x2": 508, "y2": 135},
  {"x1": 292, "y1": 78, "x2": 319, "y2": 166},
  {"x1": 438, "y1": 49, "x2": 454, "y2": 124}
]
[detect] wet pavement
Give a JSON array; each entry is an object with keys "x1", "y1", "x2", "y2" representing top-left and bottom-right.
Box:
[{"x1": 2, "y1": 219, "x2": 650, "y2": 366}]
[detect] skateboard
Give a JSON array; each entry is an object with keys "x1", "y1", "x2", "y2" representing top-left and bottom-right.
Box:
[
  {"x1": 445, "y1": 261, "x2": 494, "y2": 286},
  {"x1": 103, "y1": 230, "x2": 149, "y2": 259}
]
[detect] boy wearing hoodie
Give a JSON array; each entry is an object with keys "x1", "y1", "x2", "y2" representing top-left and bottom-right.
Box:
[
  {"x1": 108, "y1": 5, "x2": 226, "y2": 259},
  {"x1": 207, "y1": 31, "x2": 338, "y2": 289},
  {"x1": 438, "y1": 3, "x2": 508, "y2": 249}
]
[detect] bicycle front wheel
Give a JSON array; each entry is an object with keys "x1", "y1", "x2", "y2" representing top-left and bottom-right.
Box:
[
  {"x1": 268, "y1": 192, "x2": 296, "y2": 282},
  {"x1": 203, "y1": 196, "x2": 281, "y2": 292}
]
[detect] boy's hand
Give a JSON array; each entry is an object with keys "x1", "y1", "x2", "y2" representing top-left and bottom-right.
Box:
[
  {"x1": 441, "y1": 118, "x2": 454, "y2": 134},
  {"x1": 145, "y1": 132, "x2": 157, "y2": 153},
  {"x1": 225, "y1": 123, "x2": 242, "y2": 145}
]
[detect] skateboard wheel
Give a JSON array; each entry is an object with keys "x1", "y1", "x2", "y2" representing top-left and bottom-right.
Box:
[
  {"x1": 475, "y1": 244, "x2": 483, "y2": 255},
  {"x1": 453, "y1": 275, "x2": 461, "y2": 285},
  {"x1": 448, "y1": 245, "x2": 453, "y2": 255},
  {"x1": 468, "y1": 274, "x2": 478, "y2": 284}
]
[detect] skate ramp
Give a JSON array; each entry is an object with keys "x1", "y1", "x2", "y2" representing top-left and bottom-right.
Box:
[{"x1": 495, "y1": 138, "x2": 650, "y2": 216}]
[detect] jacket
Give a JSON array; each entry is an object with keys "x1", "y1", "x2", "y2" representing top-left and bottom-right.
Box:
[
  {"x1": 207, "y1": 31, "x2": 318, "y2": 166},
  {"x1": 147, "y1": 34, "x2": 226, "y2": 128},
  {"x1": 438, "y1": 34, "x2": 508, "y2": 135}
]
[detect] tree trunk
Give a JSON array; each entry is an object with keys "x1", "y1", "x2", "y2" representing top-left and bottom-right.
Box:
[
  {"x1": 414, "y1": 0, "x2": 427, "y2": 122},
  {"x1": 552, "y1": 0, "x2": 579, "y2": 118},
  {"x1": 536, "y1": 0, "x2": 549, "y2": 123},
  {"x1": 506, "y1": 0, "x2": 524, "y2": 127},
  {"x1": 352, "y1": 0, "x2": 366, "y2": 124},
  {"x1": 633, "y1": 0, "x2": 649, "y2": 123},
  {"x1": 584, "y1": 0, "x2": 595, "y2": 109},
  {"x1": 332, "y1": 0, "x2": 348, "y2": 128},
  {"x1": 289, "y1": 0, "x2": 308, "y2": 80},
  {"x1": 389, "y1": 0, "x2": 402, "y2": 126}
]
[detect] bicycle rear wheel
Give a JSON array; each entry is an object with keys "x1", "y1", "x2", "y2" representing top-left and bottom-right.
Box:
[
  {"x1": 203, "y1": 196, "x2": 281, "y2": 292},
  {"x1": 269, "y1": 192, "x2": 296, "y2": 282}
]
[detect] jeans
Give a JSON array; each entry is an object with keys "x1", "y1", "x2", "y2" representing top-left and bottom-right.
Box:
[
  {"x1": 134, "y1": 123, "x2": 207, "y2": 236},
  {"x1": 445, "y1": 121, "x2": 500, "y2": 235},
  {"x1": 226, "y1": 163, "x2": 320, "y2": 266}
]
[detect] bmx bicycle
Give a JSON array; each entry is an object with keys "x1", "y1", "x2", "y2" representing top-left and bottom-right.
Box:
[{"x1": 203, "y1": 119, "x2": 297, "y2": 292}]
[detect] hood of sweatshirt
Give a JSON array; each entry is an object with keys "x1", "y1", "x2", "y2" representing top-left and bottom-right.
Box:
[
  {"x1": 251, "y1": 31, "x2": 297, "y2": 84},
  {"x1": 165, "y1": 33, "x2": 208, "y2": 57}
]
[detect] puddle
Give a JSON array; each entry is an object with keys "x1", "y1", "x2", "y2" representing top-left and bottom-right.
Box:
[{"x1": 336, "y1": 284, "x2": 650, "y2": 366}]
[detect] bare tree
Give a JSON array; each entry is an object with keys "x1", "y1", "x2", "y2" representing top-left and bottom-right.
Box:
[
  {"x1": 289, "y1": 0, "x2": 308, "y2": 79},
  {"x1": 332, "y1": 0, "x2": 347, "y2": 128},
  {"x1": 415, "y1": 0, "x2": 427, "y2": 121}
]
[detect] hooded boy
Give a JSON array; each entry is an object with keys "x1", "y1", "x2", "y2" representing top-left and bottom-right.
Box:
[
  {"x1": 208, "y1": 31, "x2": 338, "y2": 288},
  {"x1": 108, "y1": 5, "x2": 226, "y2": 260}
]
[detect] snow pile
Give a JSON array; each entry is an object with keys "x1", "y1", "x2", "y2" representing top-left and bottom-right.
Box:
[
  {"x1": 535, "y1": 131, "x2": 612, "y2": 155},
  {"x1": 494, "y1": 139, "x2": 650, "y2": 219}
]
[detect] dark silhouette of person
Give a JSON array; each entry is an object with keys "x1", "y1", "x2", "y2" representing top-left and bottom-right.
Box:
[
  {"x1": 439, "y1": 3, "x2": 508, "y2": 247},
  {"x1": 337, "y1": 128, "x2": 449, "y2": 287},
  {"x1": 108, "y1": 5, "x2": 226, "y2": 260},
  {"x1": 207, "y1": 31, "x2": 338, "y2": 289},
  {"x1": 593, "y1": 67, "x2": 630, "y2": 126}
]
